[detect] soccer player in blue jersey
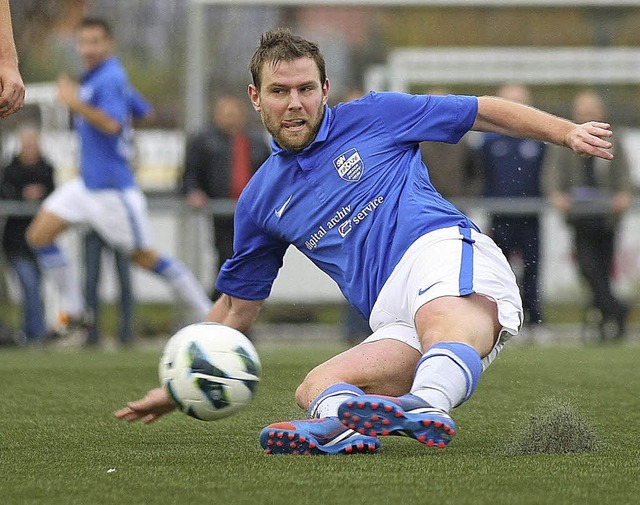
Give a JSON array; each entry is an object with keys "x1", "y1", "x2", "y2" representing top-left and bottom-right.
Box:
[
  {"x1": 26, "y1": 18, "x2": 211, "y2": 331},
  {"x1": 116, "y1": 29, "x2": 616, "y2": 454}
]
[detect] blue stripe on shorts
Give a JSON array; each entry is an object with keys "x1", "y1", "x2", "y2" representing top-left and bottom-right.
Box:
[
  {"x1": 458, "y1": 227, "x2": 475, "y2": 296},
  {"x1": 118, "y1": 191, "x2": 143, "y2": 249}
]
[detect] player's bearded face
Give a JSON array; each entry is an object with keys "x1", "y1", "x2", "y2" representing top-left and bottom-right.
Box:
[{"x1": 249, "y1": 58, "x2": 329, "y2": 152}]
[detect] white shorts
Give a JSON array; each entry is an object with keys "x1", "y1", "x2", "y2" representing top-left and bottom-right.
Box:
[
  {"x1": 42, "y1": 178, "x2": 154, "y2": 253},
  {"x1": 365, "y1": 226, "x2": 523, "y2": 370}
]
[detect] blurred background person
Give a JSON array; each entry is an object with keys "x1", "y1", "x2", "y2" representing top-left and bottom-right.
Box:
[
  {"x1": 82, "y1": 87, "x2": 150, "y2": 348},
  {"x1": 543, "y1": 89, "x2": 632, "y2": 341},
  {"x1": 0, "y1": 125, "x2": 54, "y2": 345},
  {"x1": 26, "y1": 17, "x2": 213, "y2": 331},
  {"x1": 83, "y1": 229, "x2": 134, "y2": 347},
  {"x1": 472, "y1": 83, "x2": 547, "y2": 339},
  {"x1": 181, "y1": 93, "x2": 271, "y2": 300}
]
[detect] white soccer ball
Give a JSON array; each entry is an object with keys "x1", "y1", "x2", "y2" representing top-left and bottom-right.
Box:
[{"x1": 159, "y1": 322, "x2": 261, "y2": 421}]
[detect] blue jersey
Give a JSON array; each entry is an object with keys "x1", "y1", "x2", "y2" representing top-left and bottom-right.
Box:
[
  {"x1": 76, "y1": 57, "x2": 151, "y2": 190},
  {"x1": 216, "y1": 92, "x2": 479, "y2": 318}
]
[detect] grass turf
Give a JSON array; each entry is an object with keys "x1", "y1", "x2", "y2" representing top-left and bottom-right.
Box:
[{"x1": 1, "y1": 342, "x2": 639, "y2": 505}]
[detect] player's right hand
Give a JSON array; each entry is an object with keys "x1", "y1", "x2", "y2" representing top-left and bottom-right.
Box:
[{"x1": 114, "y1": 386, "x2": 176, "y2": 424}]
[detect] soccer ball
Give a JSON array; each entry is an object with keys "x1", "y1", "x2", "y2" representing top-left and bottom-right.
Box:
[{"x1": 159, "y1": 322, "x2": 261, "y2": 421}]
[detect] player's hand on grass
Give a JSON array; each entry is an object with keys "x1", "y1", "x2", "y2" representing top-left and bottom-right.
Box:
[
  {"x1": 114, "y1": 387, "x2": 176, "y2": 424},
  {"x1": 564, "y1": 121, "x2": 613, "y2": 160}
]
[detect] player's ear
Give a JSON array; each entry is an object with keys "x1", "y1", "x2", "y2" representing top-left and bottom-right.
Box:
[
  {"x1": 248, "y1": 85, "x2": 261, "y2": 112},
  {"x1": 322, "y1": 78, "x2": 330, "y2": 106}
]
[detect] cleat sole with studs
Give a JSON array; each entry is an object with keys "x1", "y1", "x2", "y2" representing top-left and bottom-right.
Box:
[
  {"x1": 337, "y1": 397, "x2": 456, "y2": 448},
  {"x1": 259, "y1": 427, "x2": 379, "y2": 456}
]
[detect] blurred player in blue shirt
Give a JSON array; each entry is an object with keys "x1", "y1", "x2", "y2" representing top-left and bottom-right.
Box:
[
  {"x1": 116, "y1": 29, "x2": 616, "y2": 454},
  {"x1": 26, "y1": 18, "x2": 211, "y2": 337}
]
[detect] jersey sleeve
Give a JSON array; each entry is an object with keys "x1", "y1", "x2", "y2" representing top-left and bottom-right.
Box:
[
  {"x1": 128, "y1": 87, "x2": 152, "y2": 119},
  {"x1": 374, "y1": 92, "x2": 478, "y2": 146},
  {"x1": 92, "y1": 74, "x2": 129, "y2": 126},
  {"x1": 215, "y1": 197, "x2": 289, "y2": 300}
]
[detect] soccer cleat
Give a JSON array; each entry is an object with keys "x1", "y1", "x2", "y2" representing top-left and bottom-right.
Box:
[
  {"x1": 50, "y1": 312, "x2": 95, "y2": 347},
  {"x1": 259, "y1": 417, "x2": 380, "y2": 455},
  {"x1": 337, "y1": 394, "x2": 456, "y2": 448},
  {"x1": 57, "y1": 311, "x2": 94, "y2": 334}
]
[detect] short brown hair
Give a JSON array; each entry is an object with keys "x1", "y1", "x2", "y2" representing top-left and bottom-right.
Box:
[
  {"x1": 249, "y1": 28, "x2": 326, "y2": 90},
  {"x1": 79, "y1": 17, "x2": 113, "y2": 38}
]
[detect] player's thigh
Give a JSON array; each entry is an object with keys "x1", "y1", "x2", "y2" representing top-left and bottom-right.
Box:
[
  {"x1": 92, "y1": 188, "x2": 154, "y2": 254},
  {"x1": 414, "y1": 294, "x2": 501, "y2": 357},
  {"x1": 297, "y1": 339, "x2": 421, "y2": 407}
]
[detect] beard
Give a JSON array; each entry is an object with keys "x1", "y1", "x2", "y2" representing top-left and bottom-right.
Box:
[{"x1": 261, "y1": 103, "x2": 325, "y2": 152}]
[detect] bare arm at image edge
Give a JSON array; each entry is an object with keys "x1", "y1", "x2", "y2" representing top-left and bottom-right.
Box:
[{"x1": 0, "y1": 0, "x2": 25, "y2": 118}]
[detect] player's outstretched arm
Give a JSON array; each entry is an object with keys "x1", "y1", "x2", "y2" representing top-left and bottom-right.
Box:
[
  {"x1": 206, "y1": 294, "x2": 264, "y2": 333},
  {"x1": 473, "y1": 96, "x2": 613, "y2": 160},
  {"x1": 114, "y1": 387, "x2": 176, "y2": 424}
]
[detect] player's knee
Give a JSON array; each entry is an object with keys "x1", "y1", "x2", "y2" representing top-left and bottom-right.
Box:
[
  {"x1": 294, "y1": 382, "x2": 311, "y2": 411},
  {"x1": 131, "y1": 249, "x2": 156, "y2": 269},
  {"x1": 25, "y1": 224, "x2": 45, "y2": 248},
  {"x1": 294, "y1": 367, "x2": 325, "y2": 410},
  {"x1": 417, "y1": 295, "x2": 500, "y2": 357}
]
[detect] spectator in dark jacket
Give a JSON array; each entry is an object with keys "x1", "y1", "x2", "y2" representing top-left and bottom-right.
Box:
[
  {"x1": 543, "y1": 90, "x2": 632, "y2": 341},
  {"x1": 181, "y1": 94, "x2": 271, "y2": 298},
  {"x1": 0, "y1": 126, "x2": 55, "y2": 344}
]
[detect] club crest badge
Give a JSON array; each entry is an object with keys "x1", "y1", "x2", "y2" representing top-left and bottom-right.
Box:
[{"x1": 333, "y1": 148, "x2": 364, "y2": 182}]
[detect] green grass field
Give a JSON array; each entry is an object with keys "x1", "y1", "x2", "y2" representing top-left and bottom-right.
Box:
[{"x1": 1, "y1": 341, "x2": 639, "y2": 505}]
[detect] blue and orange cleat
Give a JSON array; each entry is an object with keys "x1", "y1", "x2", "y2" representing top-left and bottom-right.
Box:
[
  {"x1": 259, "y1": 417, "x2": 380, "y2": 455},
  {"x1": 337, "y1": 394, "x2": 456, "y2": 448}
]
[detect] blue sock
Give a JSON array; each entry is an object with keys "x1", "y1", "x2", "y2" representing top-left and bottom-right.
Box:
[
  {"x1": 411, "y1": 342, "x2": 482, "y2": 413},
  {"x1": 309, "y1": 383, "x2": 365, "y2": 419},
  {"x1": 152, "y1": 256, "x2": 171, "y2": 275},
  {"x1": 34, "y1": 244, "x2": 67, "y2": 268}
]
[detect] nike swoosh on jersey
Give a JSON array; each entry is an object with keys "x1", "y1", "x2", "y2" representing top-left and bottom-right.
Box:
[{"x1": 274, "y1": 194, "x2": 293, "y2": 218}]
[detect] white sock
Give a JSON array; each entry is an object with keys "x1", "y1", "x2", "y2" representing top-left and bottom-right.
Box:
[
  {"x1": 410, "y1": 342, "x2": 482, "y2": 413},
  {"x1": 153, "y1": 256, "x2": 212, "y2": 317},
  {"x1": 35, "y1": 245, "x2": 84, "y2": 317},
  {"x1": 309, "y1": 383, "x2": 365, "y2": 418}
]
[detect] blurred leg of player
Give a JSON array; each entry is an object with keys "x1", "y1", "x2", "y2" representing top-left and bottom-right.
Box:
[
  {"x1": 131, "y1": 249, "x2": 211, "y2": 318},
  {"x1": 27, "y1": 210, "x2": 86, "y2": 326},
  {"x1": 88, "y1": 184, "x2": 212, "y2": 318},
  {"x1": 28, "y1": 179, "x2": 211, "y2": 324}
]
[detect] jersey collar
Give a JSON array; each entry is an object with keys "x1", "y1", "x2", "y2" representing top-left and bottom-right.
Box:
[{"x1": 81, "y1": 56, "x2": 118, "y2": 82}]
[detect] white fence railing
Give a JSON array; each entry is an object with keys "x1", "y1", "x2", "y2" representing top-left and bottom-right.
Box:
[
  {"x1": 1, "y1": 196, "x2": 639, "y2": 308},
  {"x1": 366, "y1": 47, "x2": 640, "y2": 92}
]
